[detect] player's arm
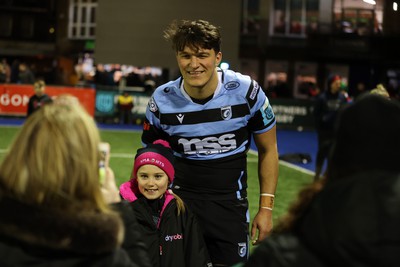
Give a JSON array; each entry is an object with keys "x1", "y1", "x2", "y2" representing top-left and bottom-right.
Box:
[
  {"x1": 141, "y1": 117, "x2": 169, "y2": 145},
  {"x1": 251, "y1": 125, "x2": 279, "y2": 245},
  {"x1": 141, "y1": 96, "x2": 169, "y2": 145}
]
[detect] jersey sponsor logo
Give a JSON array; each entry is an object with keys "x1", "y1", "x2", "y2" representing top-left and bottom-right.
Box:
[
  {"x1": 249, "y1": 81, "x2": 260, "y2": 100},
  {"x1": 176, "y1": 113, "x2": 184, "y2": 124},
  {"x1": 221, "y1": 106, "x2": 232, "y2": 120},
  {"x1": 149, "y1": 97, "x2": 158, "y2": 112},
  {"x1": 224, "y1": 81, "x2": 240, "y2": 90},
  {"x1": 165, "y1": 233, "x2": 183, "y2": 242},
  {"x1": 238, "y1": 242, "x2": 247, "y2": 257},
  {"x1": 178, "y1": 134, "x2": 237, "y2": 155}
]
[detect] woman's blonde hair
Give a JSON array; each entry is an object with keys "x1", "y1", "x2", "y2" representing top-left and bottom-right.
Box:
[
  {"x1": 370, "y1": 84, "x2": 390, "y2": 98},
  {"x1": 0, "y1": 95, "x2": 110, "y2": 213}
]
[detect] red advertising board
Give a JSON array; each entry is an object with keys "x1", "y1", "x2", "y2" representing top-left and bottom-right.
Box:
[{"x1": 0, "y1": 84, "x2": 96, "y2": 116}]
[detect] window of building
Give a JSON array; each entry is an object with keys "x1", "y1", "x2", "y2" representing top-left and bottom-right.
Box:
[
  {"x1": 271, "y1": 0, "x2": 319, "y2": 37},
  {"x1": 264, "y1": 61, "x2": 290, "y2": 98},
  {"x1": 20, "y1": 15, "x2": 34, "y2": 38},
  {"x1": 294, "y1": 62, "x2": 318, "y2": 99},
  {"x1": 68, "y1": 0, "x2": 97, "y2": 39},
  {"x1": 333, "y1": 0, "x2": 383, "y2": 35},
  {"x1": 0, "y1": 14, "x2": 13, "y2": 37}
]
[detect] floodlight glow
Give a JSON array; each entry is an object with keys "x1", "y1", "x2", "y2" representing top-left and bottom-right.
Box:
[
  {"x1": 394, "y1": 2, "x2": 398, "y2": 11},
  {"x1": 363, "y1": 0, "x2": 376, "y2": 4},
  {"x1": 220, "y1": 62, "x2": 230, "y2": 70}
]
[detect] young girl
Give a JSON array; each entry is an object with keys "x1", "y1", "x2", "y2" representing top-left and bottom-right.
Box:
[{"x1": 119, "y1": 140, "x2": 212, "y2": 267}]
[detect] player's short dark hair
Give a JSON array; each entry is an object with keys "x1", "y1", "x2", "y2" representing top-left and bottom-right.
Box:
[{"x1": 164, "y1": 19, "x2": 221, "y2": 53}]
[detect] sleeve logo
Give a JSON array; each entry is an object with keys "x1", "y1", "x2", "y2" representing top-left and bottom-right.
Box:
[
  {"x1": 149, "y1": 97, "x2": 158, "y2": 112},
  {"x1": 224, "y1": 81, "x2": 240, "y2": 90}
]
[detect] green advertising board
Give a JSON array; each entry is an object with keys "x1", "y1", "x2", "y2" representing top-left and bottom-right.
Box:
[{"x1": 270, "y1": 98, "x2": 315, "y2": 130}]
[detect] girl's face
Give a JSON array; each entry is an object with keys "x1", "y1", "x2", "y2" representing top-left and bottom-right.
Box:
[{"x1": 136, "y1": 164, "x2": 169, "y2": 200}]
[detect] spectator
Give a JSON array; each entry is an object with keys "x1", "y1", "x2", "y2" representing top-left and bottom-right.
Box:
[
  {"x1": 240, "y1": 94, "x2": 400, "y2": 267},
  {"x1": 0, "y1": 58, "x2": 11, "y2": 83},
  {"x1": 353, "y1": 81, "x2": 368, "y2": 99},
  {"x1": 27, "y1": 79, "x2": 53, "y2": 117},
  {"x1": 313, "y1": 74, "x2": 350, "y2": 181},
  {"x1": 117, "y1": 91, "x2": 134, "y2": 124},
  {"x1": 0, "y1": 95, "x2": 150, "y2": 267},
  {"x1": 0, "y1": 63, "x2": 6, "y2": 83},
  {"x1": 18, "y1": 62, "x2": 35, "y2": 84},
  {"x1": 10, "y1": 59, "x2": 20, "y2": 83}
]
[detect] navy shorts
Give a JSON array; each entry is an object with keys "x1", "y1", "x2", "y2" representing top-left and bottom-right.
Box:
[{"x1": 182, "y1": 197, "x2": 250, "y2": 266}]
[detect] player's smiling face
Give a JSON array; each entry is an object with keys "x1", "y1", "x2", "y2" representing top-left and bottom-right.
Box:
[
  {"x1": 137, "y1": 164, "x2": 169, "y2": 200},
  {"x1": 177, "y1": 45, "x2": 222, "y2": 92}
]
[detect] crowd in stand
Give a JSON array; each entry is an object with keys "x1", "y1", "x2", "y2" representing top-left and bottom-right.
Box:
[{"x1": 0, "y1": 57, "x2": 164, "y2": 94}]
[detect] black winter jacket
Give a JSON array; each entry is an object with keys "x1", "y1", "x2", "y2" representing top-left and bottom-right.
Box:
[
  {"x1": 0, "y1": 195, "x2": 146, "y2": 267},
  {"x1": 244, "y1": 171, "x2": 400, "y2": 267},
  {"x1": 120, "y1": 186, "x2": 212, "y2": 267}
]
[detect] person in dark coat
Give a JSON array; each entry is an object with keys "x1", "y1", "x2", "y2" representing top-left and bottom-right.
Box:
[
  {"x1": 120, "y1": 140, "x2": 213, "y2": 267},
  {"x1": 238, "y1": 94, "x2": 400, "y2": 267},
  {"x1": 0, "y1": 95, "x2": 150, "y2": 267},
  {"x1": 27, "y1": 78, "x2": 53, "y2": 117},
  {"x1": 313, "y1": 74, "x2": 350, "y2": 180}
]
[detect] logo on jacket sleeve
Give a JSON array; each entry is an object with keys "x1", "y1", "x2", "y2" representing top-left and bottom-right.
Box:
[{"x1": 249, "y1": 81, "x2": 260, "y2": 100}]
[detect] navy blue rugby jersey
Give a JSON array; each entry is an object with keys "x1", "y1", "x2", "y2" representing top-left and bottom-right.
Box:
[{"x1": 142, "y1": 69, "x2": 276, "y2": 198}]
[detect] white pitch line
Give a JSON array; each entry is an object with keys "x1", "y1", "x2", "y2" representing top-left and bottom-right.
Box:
[
  {"x1": 0, "y1": 149, "x2": 134, "y2": 159},
  {"x1": 1, "y1": 148, "x2": 315, "y2": 175},
  {"x1": 249, "y1": 149, "x2": 315, "y2": 175}
]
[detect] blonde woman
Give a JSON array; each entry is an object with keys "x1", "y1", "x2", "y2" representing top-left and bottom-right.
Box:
[{"x1": 0, "y1": 95, "x2": 150, "y2": 267}]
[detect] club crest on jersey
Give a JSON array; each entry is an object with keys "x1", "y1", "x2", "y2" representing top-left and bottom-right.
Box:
[
  {"x1": 148, "y1": 97, "x2": 158, "y2": 112},
  {"x1": 238, "y1": 242, "x2": 247, "y2": 257},
  {"x1": 221, "y1": 106, "x2": 232, "y2": 120}
]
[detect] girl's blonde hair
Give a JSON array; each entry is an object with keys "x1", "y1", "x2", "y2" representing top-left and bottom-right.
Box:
[
  {"x1": 170, "y1": 191, "x2": 185, "y2": 216},
  {"x1": 0, "y1": 95, "x2": 110, "y2": 213}
]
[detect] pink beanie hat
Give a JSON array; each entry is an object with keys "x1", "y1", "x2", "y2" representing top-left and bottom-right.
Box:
[{"x1": 132, "y1": 139, "x2": 175, "y2": 182}]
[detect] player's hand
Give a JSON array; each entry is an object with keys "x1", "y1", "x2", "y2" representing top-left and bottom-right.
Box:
[{"x1": 251, "y1": 208, "x2": 273, "y2": 245}]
